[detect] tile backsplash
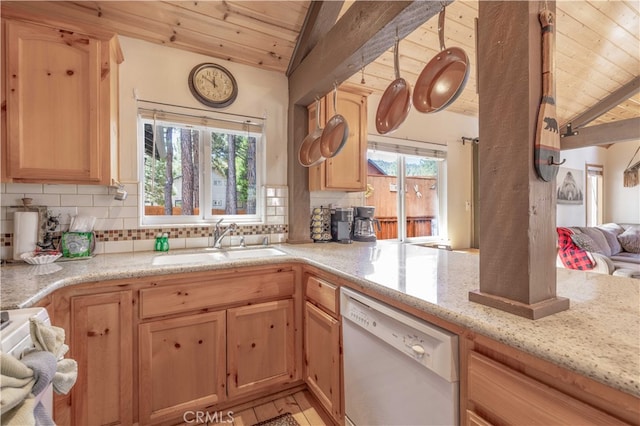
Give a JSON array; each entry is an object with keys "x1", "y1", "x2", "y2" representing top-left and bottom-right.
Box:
[
  {"x1": 1, "y1": 183, "x2": 288, "y2": 259},
  {"x1": 310, "y1": 191, "x2": 365, "y2": 210}
]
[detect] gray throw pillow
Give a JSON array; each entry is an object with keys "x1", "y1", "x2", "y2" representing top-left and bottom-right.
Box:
[
  {"x1": 596, "y1": 224, "x2": 624, "y2": 255},
  {"x1": 576, "y1": 227, "x2": 612, "y2": 256},
  {"x1": 571, "y1": 233, "x2": 604, "y2": 253},
  {"x1": 617, "y1": 227, "x2": 640, "y2": 253}
]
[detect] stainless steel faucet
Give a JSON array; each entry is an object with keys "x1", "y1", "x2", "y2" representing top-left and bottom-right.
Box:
[
  {"x1": 212, "y1": 218, "x2": 224, "y2": 246},
  {"x1": 213, "y1": 220, "x2": 237, "y2": 249}
]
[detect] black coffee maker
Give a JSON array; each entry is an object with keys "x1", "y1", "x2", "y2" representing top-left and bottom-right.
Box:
[
  {"x1": 352, "y1": 206, "x2": 381, "y2": 242},
  {"x1": 331, "y1": 207, "x2": 353, "y2": 244}
]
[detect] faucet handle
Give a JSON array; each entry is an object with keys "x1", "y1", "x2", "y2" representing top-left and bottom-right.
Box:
[
  {"x1": 240, "y1": 236, "x2": 246, "y2": 247},
  {"x1": 262, "y1": 235, "x2": 269, "y2": 246}
]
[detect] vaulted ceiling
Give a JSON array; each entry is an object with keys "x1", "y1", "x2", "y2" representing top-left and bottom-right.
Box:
[{"x1": 3, "y1": 0, "x2": 638, "y2": 147}]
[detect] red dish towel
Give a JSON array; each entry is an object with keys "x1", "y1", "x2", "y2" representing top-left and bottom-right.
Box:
[{"x1": 557, "y1": 227, "x2": 594, "y2": 270}]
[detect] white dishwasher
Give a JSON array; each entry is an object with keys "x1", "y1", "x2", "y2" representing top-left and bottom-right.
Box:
[{"x1": 340, "y1": 288, "x2": 459, "y2": 426}]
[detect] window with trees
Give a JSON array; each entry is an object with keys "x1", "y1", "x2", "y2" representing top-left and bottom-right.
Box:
[{"x1": 139, "y1": 110, "x2": 263, "y2": 226}]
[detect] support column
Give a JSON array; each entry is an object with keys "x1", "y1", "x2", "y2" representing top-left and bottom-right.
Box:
[
  {"x1": 286, "y1": 104, "x2": 313, "y2": 244},
  {"x1": 469, "y1": 1, "x2": 569, "y2": 319}
]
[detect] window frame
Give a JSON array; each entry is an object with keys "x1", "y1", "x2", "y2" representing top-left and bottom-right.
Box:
[
  {"x1": 585, "y1": 163, "x2": 604, "y2": 227},
  {"x1": 138, "y1": 113, "x2": 265, "y2": 227}
]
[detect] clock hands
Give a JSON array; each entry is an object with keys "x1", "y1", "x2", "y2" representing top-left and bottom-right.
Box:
[{"x1": 203, "y1": 75, "x2": 217, "y2": 88}]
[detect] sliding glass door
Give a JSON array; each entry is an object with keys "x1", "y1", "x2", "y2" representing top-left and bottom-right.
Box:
[{"x1": 366, "y1": 146, "x2": 445, "y2": 242}]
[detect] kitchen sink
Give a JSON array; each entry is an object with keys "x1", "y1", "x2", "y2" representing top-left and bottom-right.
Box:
[{"x1": 152, "y1": 247, "x2": 286, "y2": 266}]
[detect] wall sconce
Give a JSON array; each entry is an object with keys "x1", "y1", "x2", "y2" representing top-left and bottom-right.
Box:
[{"x1": 110, "y1": 179, "x2": 128, "y2": 201}]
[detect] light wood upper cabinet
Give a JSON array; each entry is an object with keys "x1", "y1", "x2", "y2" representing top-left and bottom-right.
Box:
[
  {"x1": 227, "y1": 299, "x2": 296, "y2": 399},
  {"x1": 309, "y1": 88, "x2": 368, "y2": 191},
  {"x1": 69, "y1": 291, "x2": 132, "y2": 426},
  {"x1": 3, "y1": 19, "x2": 122, "y2": 184},
  {"x1": 138, "y1": 311, "x2": 227, "y2": 425}
]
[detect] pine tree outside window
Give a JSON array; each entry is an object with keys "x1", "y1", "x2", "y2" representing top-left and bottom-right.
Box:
[{"x1": 139, "y1": 109, "x2": 263, "y2": 226}]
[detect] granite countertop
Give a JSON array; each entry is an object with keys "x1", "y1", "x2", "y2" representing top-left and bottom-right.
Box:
[{"x1": 1, "y1": 241, "x2": 639, "y2": 398}]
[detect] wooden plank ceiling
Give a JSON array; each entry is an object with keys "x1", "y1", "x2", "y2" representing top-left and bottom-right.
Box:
[{"x1": 3, "y1": 0, "x2": 638, "y2": 140}]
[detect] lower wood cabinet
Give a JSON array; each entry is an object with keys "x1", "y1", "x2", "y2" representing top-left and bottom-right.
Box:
[
  {"x1": 304, "y1": 301, "x2": 341, "y2": 421},
  {"x1": 463, "y1": 335, "x2": 638, "y2": 425},
  {"x1": 303, "y1": 274, "x2": 343, "y2": 423},
  {"x1": 135, "y1": 268, "x2": 299, "y2": 425},
  {"x1": 467, "y1": 351, "x2": 626, "y2": 425},
  {"x1": 69, "y1": 291, "x2": 133, "y2": 426},
  {"x1": 227, "y1": 299, "x2": 296, "y2": 399},
  {"x1": 49, "y1": 265, "x2": 301, "y2": 426},
  {"x1": 138, "y1": 311, "x2": 227, "y2": 425}
]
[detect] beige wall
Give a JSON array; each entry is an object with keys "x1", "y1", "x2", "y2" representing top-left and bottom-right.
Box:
[
  {"x1": 557, "y1": 141, "x2": 640, "y2": 226},
  {"x1": 604, "y1": 141, "x2": 640, "y2": 224}
]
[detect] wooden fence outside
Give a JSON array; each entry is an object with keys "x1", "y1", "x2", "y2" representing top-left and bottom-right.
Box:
[{"x1": 376, "y1": 216, "x2": 434, "y2": 240}]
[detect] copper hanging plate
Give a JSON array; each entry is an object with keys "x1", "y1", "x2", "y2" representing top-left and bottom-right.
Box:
[
  {"x1": 413, "y1": 6, "x2": 470, "y2": 113},
  {"x1": 298, "y1": 98, "x2": 325, "y2": 167},
  {"x1": 376, "y1": 38, "x2": 411, "y2": 134},
  {"x1": 320, "y1": 86, "x2": 349, "y2": 158}
]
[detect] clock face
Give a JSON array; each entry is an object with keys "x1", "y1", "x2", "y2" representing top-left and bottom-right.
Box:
[{"x1": 188, "y1": 63, "x2": 238, "y2": 108}]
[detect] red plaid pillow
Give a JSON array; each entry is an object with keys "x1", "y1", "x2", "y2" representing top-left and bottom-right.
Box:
[{"x1": 557, "y1": 227, "x2": 594, "y2": 270}]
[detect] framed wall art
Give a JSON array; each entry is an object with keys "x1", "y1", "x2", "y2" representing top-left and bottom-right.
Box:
[{"x1": 557, "y1": 167, "x2": 584, "y2": 205}]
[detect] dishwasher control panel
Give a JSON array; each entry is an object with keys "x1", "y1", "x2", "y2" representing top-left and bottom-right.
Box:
[{"x1": 340, "y1": 287, "x2": 458, "y2": 382}]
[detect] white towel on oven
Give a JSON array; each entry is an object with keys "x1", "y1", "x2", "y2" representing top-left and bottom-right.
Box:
[
  {"x1": 29, "y1": 317, "x2": 68, "y2": 360},
  {"x1": 0, "y1": 352, "x2": 36, "y2": 425},
  {"x1": 20, "y1": 351, "x2": 57, "y2": 426},
  {"x1": 28, "y1": 317, "x2": 77, "y2": 395}
]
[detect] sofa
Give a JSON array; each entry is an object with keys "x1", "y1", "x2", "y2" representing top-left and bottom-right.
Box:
[{"x1": 557, "y1": 223, "x2": 640, "y2": 278}]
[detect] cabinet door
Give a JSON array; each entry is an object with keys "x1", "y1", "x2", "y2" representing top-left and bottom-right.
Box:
[
  {"x1": 70, "y1": 291, "x2": 132, "y2": 426},
  {"x1": 304, "y1": 302, "x2": 341, "y2": 422},
  {"x1": 467, "y1": 351, "x2": 627, "y2": 425},
  {"x1": 5, "y1": 20, "x2": 107, "y2": 183},
  {"x1": 138, "y1": 311, "x2": 227, "y2": 425},
  {"x1": 309, "y1": 90, "x2": 367, "y2": 191},
  {"x1": 227, "y1": 299, "x2": 295, "y2": 398},
  {"x1": 325, "y1": 90, "x2": 367, "y2": 190}
]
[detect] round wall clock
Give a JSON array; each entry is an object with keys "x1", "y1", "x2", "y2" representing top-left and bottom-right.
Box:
[{"x1": 188, "y1": 63, "x2": 238, "y2": 108}]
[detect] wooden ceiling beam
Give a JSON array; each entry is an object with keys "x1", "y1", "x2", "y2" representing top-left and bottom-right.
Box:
[
  {"x1": 560, "y1": 76, "x2": 640, "y2": 134},
  {"x1": 289, "y1": 0, "x2": 449, "y2": 106},
  {"x1": 560, "y1": 117, "x2": 640, "y2": 150},
  {"x1": 286, "y1": 1, "x2": 344, "y2": 76}
]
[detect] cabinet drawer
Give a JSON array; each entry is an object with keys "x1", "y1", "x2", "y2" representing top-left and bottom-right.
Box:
[
  {"x1": 467, "y1": 351, "x2": 626, "y2": 425},
  {"x1": 306, "y1": 276, "x2": 338, "y2": 316},
  {"x1": 140, "y1": 271, "x2": 295, "y2": 319}
]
